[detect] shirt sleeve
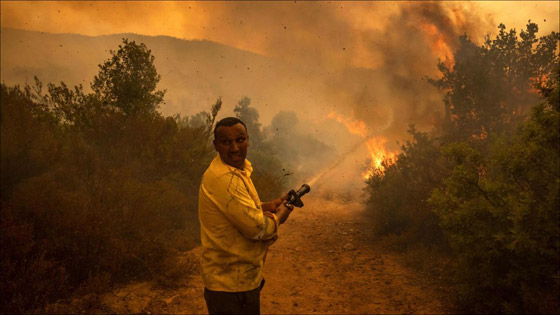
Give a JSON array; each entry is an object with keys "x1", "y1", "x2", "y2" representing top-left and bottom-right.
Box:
[{"x1": 203, "y1": 171, "x2": 278, "y2": 241}]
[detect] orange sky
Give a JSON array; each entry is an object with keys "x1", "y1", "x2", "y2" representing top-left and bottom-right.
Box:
[
  {"x1": 2, "y1": 1, "x2": 558, "y2": 132},
  {"x1": 2, "y1": 1, "x2": 558, "y2": 69},
  {"x1": 1, "y1": 1, "x2": 558, "y2": 183}
]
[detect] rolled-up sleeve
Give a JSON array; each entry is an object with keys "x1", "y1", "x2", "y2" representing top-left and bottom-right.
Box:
[{"x1": 203, "y1": 171, "x2": 277, "y2": 241}]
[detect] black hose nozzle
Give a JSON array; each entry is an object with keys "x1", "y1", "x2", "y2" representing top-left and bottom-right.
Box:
[{"x1": 286, "y1": 184, "x2": 311, "y2": 208}]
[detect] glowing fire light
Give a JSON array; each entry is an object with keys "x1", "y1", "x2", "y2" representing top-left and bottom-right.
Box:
[
  {"x1": 327, "y1": 111, "x2": 369, "y2": 137},
  {"x1": 328, "y1": 111, "x2": 398, "y2": 179},
  {"x1": 419, "y1": 22, "x2": 455, "y2": 68},
  {"x1": 363, "y1": 137, "x2": 397, "y2": 180},
  {"x1": 528, "y1": 74, "x2": 550, "y2": 94}
]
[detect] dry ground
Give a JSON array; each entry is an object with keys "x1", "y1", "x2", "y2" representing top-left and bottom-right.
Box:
[{"x1": 98, "y1": 193, "x2": 451, "y2": 314}]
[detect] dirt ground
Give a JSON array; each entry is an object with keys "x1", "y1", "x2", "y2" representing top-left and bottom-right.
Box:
[{"x1": 99, "y1": 193, "x2": 451, "y2": 314}]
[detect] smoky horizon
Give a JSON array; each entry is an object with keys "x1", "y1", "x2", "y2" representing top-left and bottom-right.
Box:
[{"x1": 2, "y1": 1, "x2": 558, "y2": 189}]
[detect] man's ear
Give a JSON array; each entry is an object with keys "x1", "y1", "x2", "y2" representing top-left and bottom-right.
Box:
[{"x1": 213, "y1": 139, "x2": 218, "y2": 151}]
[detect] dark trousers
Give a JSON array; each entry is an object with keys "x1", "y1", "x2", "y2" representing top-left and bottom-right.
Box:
[{"x1": 204, "y1": 280, "x2": 265, "y2": 315}]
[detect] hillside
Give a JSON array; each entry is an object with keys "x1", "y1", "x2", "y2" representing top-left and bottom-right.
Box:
[{"x1": 1, "y1": 27, "x2": 331, "y2": 124}]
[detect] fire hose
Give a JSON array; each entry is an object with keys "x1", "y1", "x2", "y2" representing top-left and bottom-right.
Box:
[{"x1": 286, "y1": 184, "x2": 311, "y2": 208}]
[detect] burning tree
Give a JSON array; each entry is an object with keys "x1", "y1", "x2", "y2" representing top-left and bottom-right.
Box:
[
  {"x1": 365, "y1": 22, "x2": 560, "y2": 314},
  {"x1": 429, "y1": 22, "x2": 559, "y2": 143}
]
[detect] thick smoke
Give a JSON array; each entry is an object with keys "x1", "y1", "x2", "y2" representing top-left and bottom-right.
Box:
[{"x1": 2, "y1": 1, "x2": 558, "y2": 192}]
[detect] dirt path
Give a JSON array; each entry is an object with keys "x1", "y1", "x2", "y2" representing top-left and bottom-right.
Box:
[{"x1": 100, "y1": 194, "x2": 449, "y2": 314}]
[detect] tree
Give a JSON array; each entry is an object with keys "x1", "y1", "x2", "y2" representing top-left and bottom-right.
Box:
[
  {"x1": 364, "y1": 125, "x2": 449, "y2": 242},
  {"x1": 365, "y1": 22, "x2": 559, "y2": 313},
  {"x1": 0, "y1": 39, "x2": 207, "y2": 314},
  {"x1": 205, "y1": 97, "x2": 223, "y2": 140},
  {"x1": 91, "y1": 38, "x2": 165, "y2": 116},
  {"x1": 234, "y1": 97, "x2": 263, "y2": 146},
  {"x1": 428, "y1": 48, "x2": 560, "y2": 315},
  {"x1": 430, "y1": 22, "x2": 559, "y2": 143},
  {"x1": 231, "y1": 96, "x2": 286, "y2": 200},
  {"x1": 429, "y1": 83, "x2": 560, "y2": 312}
]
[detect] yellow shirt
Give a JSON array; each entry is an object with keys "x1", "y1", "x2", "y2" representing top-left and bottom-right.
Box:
[{"x1": 198, "y1": 154, "x2": 278, "y2": 292}]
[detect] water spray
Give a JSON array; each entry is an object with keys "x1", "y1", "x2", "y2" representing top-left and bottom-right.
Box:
[
  {"x1": 307, "y1": 105, "x2": 395, "y2": 188},
  {"x1": 307, "y1": 140, "x2": 364, "y2": 187}
]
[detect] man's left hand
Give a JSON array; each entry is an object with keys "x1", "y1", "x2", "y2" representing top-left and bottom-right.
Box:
[
  {"x1": 261, "y1": 193, "x2": 289, "y2": 213},
  {"x1": 275, "y1": 202, "x2": 294, "y2": 224}
]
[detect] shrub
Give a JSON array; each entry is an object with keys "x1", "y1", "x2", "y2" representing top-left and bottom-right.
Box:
[
  {"x1": 1, "y1": 39, "x2": 289, "y2": 313},
  {"x1": 364, "y1": 126, "x2": 449, "y2": 245},
  {"x1": 430, "y1": 75, "x2": 559, "y2": 313}
]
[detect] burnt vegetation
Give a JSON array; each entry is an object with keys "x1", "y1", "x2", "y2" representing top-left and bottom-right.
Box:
[{"x1": 365, "y1": 22, "x2": 559, "y2": 313}]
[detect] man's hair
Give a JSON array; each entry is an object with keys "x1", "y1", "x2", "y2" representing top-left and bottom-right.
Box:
[{"x1": 213, "y1": 117, "x2": 247, "y2": 140}]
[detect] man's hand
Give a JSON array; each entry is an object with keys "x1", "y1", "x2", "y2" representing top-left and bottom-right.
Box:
[
  {"x1": 275, "y1": 201, "x2": 294, "y2": 224},
  {"x1": 261, "y1": 193, "x2": 290, "y2": 213}
]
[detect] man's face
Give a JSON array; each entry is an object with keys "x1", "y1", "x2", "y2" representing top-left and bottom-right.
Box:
[{"x1": 213, "y1": 123, "x2": 249, "y2": 169}]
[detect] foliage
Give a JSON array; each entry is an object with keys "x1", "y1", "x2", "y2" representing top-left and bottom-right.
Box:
[
  {"x1": 429, "y1": 22, "x2": 559, "y2": 143},
  {"x1": 0, "y1": 39, "x2": 216, "y2": 314},
  {"x1": 234, "y1": 96, "x2": 263, "y2": 146},
  {"x1": 91, "y1": 38, "x2": 165, "y2": 116},
  {"x1": 233, "y1": 97, "x2": 286, "y2": 200},
  {"x1": 430, "y1": 81, "x2": 559, "y2": 312},
  {"x1": 365, "y1": 126, "x2": 448, "y2": 245},
  {"x1": 1, "y1": 38, "x2": 288, "y2": 313},
  {"x1": 0, "y1": 81, "x2": 215, "y2": 314},
  {"x1": 365, "y1": 22, "x2": 559, "y2": 313}
]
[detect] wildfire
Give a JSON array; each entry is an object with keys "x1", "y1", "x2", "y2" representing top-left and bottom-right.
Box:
[
  {"x1": 419, "y1": 22, "x2": 455, "y2": 69},
  {"x1": 362, "y1": 137, "x2": 397, "y2": 180},
  {"x1": 528, "y1": 73, "x2": 549, "y2": 94},
  {"x1": 328, "y1": 111, "x2": 398, "y2": 179},
  {"x1": 327, "y1": 111, "x2": 368, "y2": 137}
]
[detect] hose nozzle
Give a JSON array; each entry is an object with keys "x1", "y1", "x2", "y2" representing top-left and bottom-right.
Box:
[{"x1": 286, "y1": 184, "x2": 311, "y2": 208}]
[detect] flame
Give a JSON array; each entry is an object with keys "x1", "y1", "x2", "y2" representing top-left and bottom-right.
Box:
[
  {"x1": 327, "y1": 111, "x2": 368, "y2": 137},
  {"x1": 362, "y1": 137, "x2": 397, "y2": 180},
  {"x1": 419, "y1": 22, "x2": 455, "y2": 68},
  {"x1": 328, "y1": 111, "x2": 398, "y2": 179},
  {"x1": 528, "y1": 73, "x2": 549, "y2": 94}
]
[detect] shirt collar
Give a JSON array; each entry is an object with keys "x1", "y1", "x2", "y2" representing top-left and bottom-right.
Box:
[{"x1": 212, "y1": 154, "x2": 253, "y2": 177}]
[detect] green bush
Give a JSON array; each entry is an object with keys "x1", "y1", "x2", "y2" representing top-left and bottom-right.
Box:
[
  {"x1": 364, "y1": 22, "x2": 559, "y2": 313},
  {"x1": 1, "y1": 39, "x2": 289, "y2": 314},
  {"x1": 364, "y1": 126, "x2": 449, "y2": 245},
  {"x1": 0, "y1": 83, "x2": 208, "y2": 313},
  {"x1": 0, "y1": 39, "x2": 215, "y2": 314},
  {"x1": 430, "y1": 74, "x2": 559, "y2": 313}
]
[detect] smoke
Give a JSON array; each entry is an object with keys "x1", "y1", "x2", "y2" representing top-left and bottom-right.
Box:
[{"x1": 2, "y1": 1, "x2": 558, "y2": 191}]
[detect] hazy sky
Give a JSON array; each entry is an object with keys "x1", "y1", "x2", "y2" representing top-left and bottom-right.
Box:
[
  {"x1": 2, "y1": 1, "x2": 558, "y2": 185},
  {"x1": 2, "y1": 1, "x2": 557, "y2": 129},
  {"x1": 2, "y1": 1, "x2": 558, "y2": 67}
]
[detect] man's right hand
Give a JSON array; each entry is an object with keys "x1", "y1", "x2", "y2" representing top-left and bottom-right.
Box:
[{"x1": 275, "y1": 202, "x2": 294, "y2": 224}]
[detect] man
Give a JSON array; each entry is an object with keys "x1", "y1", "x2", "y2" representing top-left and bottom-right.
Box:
[{"x1": 198, "y1": 117, "x2": 293, "y2": 314}]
